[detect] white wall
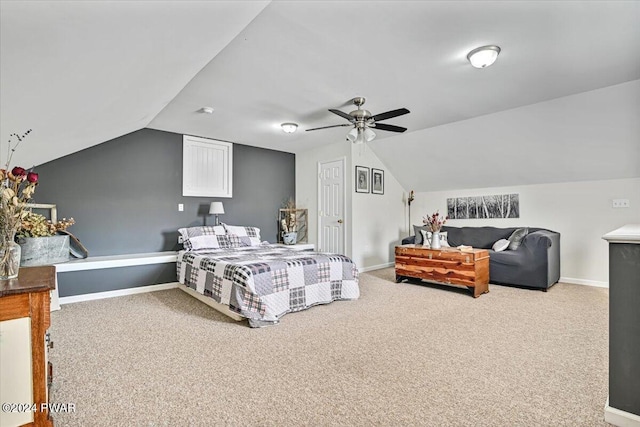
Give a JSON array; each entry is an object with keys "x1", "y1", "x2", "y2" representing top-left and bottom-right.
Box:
[
  {"x1": 350, "y1": 144, "x2": 406, "y2": 270},
  {"x1": 296, "y1": 141, "x2": 407, "y2": 271},
  {"x1": 372, "y1": 80, "x2": 640, "y2": 193},
  {"x1": 295, "y1": 140, "x2": 351, "y2": 253},
  {"x1": 410, "y1": 177, "x2": 640, "y2": 286}
]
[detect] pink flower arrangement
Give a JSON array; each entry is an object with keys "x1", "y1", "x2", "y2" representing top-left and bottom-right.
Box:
[{"x1": 423, "y1": 210, "x2": 449, "y2": 232}]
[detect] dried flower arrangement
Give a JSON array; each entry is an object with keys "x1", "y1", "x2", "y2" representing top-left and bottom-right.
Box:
[
  {"x1": 423, "y1": 210, "x2": 449, "y2": 232},
  {"x1": 18, "y1": 212, "x2": 75, "y2": 238},
  {"x1": 1, "y1": 129, "x2": 38, "y2": 277},
  {"x1": 280, "y1": 197, "x2": 297, "y2": 233}
]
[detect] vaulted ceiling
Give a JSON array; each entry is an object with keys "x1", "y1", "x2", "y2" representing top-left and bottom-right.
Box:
[{"x1": 2, "y1": 1, "x2": 639, "y2": 191}]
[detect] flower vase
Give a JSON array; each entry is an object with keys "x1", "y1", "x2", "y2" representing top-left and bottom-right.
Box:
[
  {"x1": 282, "y1": 232, "x2": 298, "y2": 245},
  {"x1": 0, "y1": 239, "x2": 21, "y2": 280},
  {"x1": 430, "y1": 231, "x2": 441, "y2": 249}
]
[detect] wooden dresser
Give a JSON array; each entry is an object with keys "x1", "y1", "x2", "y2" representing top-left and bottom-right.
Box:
[
  {"x1": 0, "y1": 266, "x2": 55, "y2": 427},
  {"x1": 395, "y1": 245, "x2": 490, "y2": 298}
]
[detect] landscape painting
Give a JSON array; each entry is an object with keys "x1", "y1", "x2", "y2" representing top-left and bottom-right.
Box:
[{"x1": 447, "y1": 194, "x2": 519, "y2": 219}]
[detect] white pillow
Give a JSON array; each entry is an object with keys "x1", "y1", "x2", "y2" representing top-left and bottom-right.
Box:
[
  {"x1": 421, "y1": 230, "x2": 450, "y2": 247},
  {"x1": 221, "y1": 224, "x2": 262, "y2": 246},
  {"x1": 178, "y1": 226, "x2": 226, "y2": 250},
  {"x1": 439, "y1": 231, "x2": 450, "y2": 247},
  {"x1": 421, "y1": 229, "x2": 430, "y2": 246},
  {"x1": 492, "y1": 238, "x2": 510, "y2": 252}
]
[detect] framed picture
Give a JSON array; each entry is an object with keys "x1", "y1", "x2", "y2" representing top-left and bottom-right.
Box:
[
  {"x1": 371, "y1": 168, "x2": 384, "y2": 194},
  {"x1": 355, "y1": 166, "x2": 370, "y2": 193}
]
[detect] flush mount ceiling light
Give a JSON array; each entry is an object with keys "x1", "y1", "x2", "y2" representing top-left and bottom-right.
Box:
[
  {"x1": 281, "y1": 123, "x2": 298, "y2": 133},
  {"x1": 200, "y1": 107, "x2": 214, "y2": 114},
  {"x1": 467, "y1": 45, "x2": 501, "y2": 68}
]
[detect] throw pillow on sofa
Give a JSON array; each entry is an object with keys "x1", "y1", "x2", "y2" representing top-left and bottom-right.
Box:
[
  {"x1": 507, "y1": 227, "x2": 529, "y2": 250},
  {"x1": 420, "y1": 230, "x2": 450, "y2": 247},
  {"x1": 492, "y1": 238, "x2": 510, "y2": 252},
  {"x1": 413, "y1": 225, "x2": 431, "y2": 245}
]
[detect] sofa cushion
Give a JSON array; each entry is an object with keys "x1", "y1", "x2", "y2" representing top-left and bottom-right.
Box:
[{"x1": 508, "y1": 227, "x2": 529, "y2": 250}]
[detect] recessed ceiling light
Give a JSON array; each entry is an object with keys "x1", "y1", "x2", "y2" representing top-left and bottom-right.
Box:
[
  {"x1": 467, "y1": 45, "x2": 501, "y2": 68},
  {"x1": 281, "y1": 123, "x2": 298, "y2": 133},
  {"x1": 200, "y1": 107, "x2": 214, "y2": 114}
]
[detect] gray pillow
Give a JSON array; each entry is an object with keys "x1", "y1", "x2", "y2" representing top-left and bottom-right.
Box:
[
  {"x1": 413, "y1": 225, "x2": 430, "y2": 245},
  {"x1": 508, "y1": 227, "x2": 529, "y2": 250}
]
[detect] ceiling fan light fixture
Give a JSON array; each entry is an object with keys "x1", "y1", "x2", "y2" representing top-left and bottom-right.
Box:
[
  {"x1": 281, "y1": 122, "x2": 298, "y2": 133},
  {"x1": 467, "y1": 45, "x2": 501, "y2": 68},
  {"x1": 347, "y1": 127, "x2": 376, "y2": 144},
  {"x1": 363, "y1": 127, "x2": 376, "y2": 142},
  {"x1": 346, "y1": 128, "x2": 358, "y2": 143}
]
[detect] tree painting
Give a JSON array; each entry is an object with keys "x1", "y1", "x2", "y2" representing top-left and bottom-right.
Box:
[
  {"x1": 446, "y1": 194, "x2": 519, "y2": 219},
  {"x1": 447, "y1": 194, "x2": 520, "y2": 219},
  {"x1": 447, "y1": 198, "x2": 456, "y2": 219},
  {"x1": 468, "y1": 197, "x2": 479, "y2": 218},
  {"x1": 456, "y1": 197, "x2": 468, "y2": 219},
  {"x1": 506, "y1": 193, "x2": 519, "y2": 218},
  {"x1": 482, "y1": 195, "x2": 500, "y2": 218}
]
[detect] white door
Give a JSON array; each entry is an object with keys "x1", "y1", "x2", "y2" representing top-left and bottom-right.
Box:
[{"x1": 318, "y1": 158, "x2": 346, "y2": 253}]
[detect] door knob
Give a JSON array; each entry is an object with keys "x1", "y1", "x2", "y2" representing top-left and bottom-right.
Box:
[{"x1": 337, "y1": 219, "x2": 343, "y2": 224}]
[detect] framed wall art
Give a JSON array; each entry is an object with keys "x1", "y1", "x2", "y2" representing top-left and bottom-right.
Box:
[
  {"x1": 355, "y1": 166, "x2": 369, "y2": 193},
  {"x1": 447, "y1": 194, "x2": 519, "y2": 219},
  {"x1": 371, "y1": 168, "x2": 384, "y2": 195}
]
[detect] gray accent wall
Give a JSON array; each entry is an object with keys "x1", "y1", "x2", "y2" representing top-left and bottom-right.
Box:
[{"x1": 34, "y1": 128, "x2": 295, "y2": 297}]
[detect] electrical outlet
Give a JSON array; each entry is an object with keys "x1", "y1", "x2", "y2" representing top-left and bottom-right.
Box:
[
  {"x1": 178, "y1": 203, "x2": 184, "y2": 212},
  {"x1": 178, "y1": 236, "x2": 184, "y2": 244},
  {"x1": 612, "y1": 199, "x2": 630, "y2": 208}
]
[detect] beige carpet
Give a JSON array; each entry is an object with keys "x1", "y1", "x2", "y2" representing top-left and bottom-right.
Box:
[{"x1": 49, "y1": 268, "x2": 610, "y2": 426}]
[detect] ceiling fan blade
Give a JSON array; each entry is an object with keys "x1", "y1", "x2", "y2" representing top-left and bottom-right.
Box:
[
  {"x1": 371, "y1": 108, "x2": 410, "y2": 122},
  {"x1": 373, "y1": 123, "x2": 407, "y2": 133},
  {"x1": 306, "y1": 123, "x2": 352, "y2": 131},
  {"x1": 329, "y1": 109, "x2": 355, "y2": 122}
]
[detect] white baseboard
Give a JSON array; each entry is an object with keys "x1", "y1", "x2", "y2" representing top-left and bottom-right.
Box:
[
  {"x1": 359, "y1": 262, "x2": 394, "y2": 273},
  {"x1": 560, "y1": 276, "x2": 609, "y2": 288},
  {"x1": 58, "y1": 282, "x2": 179, "y2": 305},
  {"x1": 605, "y1": 397, "x2": 640, "y2": 427}
]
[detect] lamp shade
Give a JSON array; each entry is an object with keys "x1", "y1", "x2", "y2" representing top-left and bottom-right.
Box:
[
  {"x1": 346, "y1": 128, "x2": 358, "y2": 143},
  {"x1": 209, "y1": 202, "x2": 225, "y2": 215},
  {"x1": 346, "y1": 127, "x2": 376, "y2": 144},
  {"x1": 363, "y1": 127, "x2": 376, "y2": 142},
  {"x1": 467, "y1": 45, "x2": 501, "y2": 68}
]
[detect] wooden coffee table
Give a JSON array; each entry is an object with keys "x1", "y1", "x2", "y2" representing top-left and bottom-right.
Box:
[{"x1": 395, "y1": 245, "x2": 490, "y2": 298}]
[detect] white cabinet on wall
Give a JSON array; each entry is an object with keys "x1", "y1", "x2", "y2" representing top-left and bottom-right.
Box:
[{"x1": 182, "y1": 135, "x2": 233, "y2": 197}]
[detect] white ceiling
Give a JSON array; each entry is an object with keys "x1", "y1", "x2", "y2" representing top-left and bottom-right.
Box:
[{"x1": 2, "y1": 1, "x2": 639, "y2": 191}]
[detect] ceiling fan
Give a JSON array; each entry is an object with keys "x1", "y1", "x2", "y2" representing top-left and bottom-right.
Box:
[{"x1": 306, "y1": 97, "x2": 410, "y2": 144}]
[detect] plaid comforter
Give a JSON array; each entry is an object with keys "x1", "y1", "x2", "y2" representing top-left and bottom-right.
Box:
[{"x1": 177, "y1": 245, "x2": 359, "y2": 327}]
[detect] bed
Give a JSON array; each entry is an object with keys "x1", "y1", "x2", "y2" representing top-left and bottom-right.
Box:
[{"x1": 176, "y1": 225, "x2": 359, "y2": 327}]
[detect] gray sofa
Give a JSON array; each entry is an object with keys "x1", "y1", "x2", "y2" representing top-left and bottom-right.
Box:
[{"x1": 402, "y1": 226, "x2": 560, "y2": 290}]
